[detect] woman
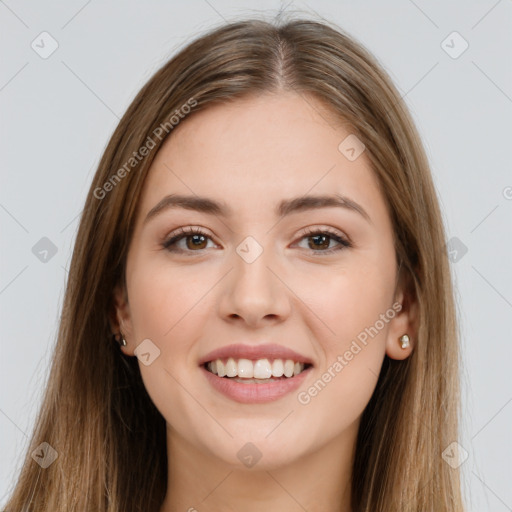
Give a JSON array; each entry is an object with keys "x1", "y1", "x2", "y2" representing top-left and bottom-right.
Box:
[{"x1": 3, "y1": 16, "x2": 465, "y2": 512}]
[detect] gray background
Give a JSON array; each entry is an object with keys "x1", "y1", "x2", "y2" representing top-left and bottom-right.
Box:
[{"x1": 1, "y1": 1, "x2": 511, "y2": 510}]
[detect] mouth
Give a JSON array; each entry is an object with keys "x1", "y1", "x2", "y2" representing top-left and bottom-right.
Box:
[{"x1": 200, "y1": 356, "x2": 314, "y2": 403}]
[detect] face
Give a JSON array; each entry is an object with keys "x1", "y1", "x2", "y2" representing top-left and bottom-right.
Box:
[{"x1": 113, "y1": 92, "x2": 415, "y2": 469}]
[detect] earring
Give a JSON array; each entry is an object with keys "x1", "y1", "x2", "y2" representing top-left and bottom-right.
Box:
[
  {"x1": 399, "y1": 334, "x2": 410, "y2": 349},
  {"x1": 113, "y1": 332, "x2": 127, "y2": 347}
]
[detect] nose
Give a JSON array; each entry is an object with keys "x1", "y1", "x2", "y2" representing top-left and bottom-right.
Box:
[{"x1": 218, "y1": 243, "x2": 291, "y2": 328}]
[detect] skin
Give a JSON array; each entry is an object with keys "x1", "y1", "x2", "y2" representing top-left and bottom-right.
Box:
[{"x1": 112, "y1": 91, "x2": 418, "y2": 512}]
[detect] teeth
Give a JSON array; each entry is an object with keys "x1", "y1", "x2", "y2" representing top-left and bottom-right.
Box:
[
  {"x1": 216, "y1": 360, "x2": 226, "y2": 377},
  {"x1": 254, "y1": 359, "x2": 272, "y2": 379},
  {"x1": 284, "y1": 359, "x2": 294, "y2": 377},
  {"x1": 225, "y1": 357, "x2": 237, "y2": 377},
  {"x1": 272, "y1": 359, "x2": 284, "y2": 377},
  {"x1": 206, "y1": 358, "x2": 307, "y2": 379},
  {"x1": 238, "y1": 358, "x2": 254, "y2": 378}
]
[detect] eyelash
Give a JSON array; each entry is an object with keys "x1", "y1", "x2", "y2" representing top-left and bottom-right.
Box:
[{"x1": 162, "y1": 226, "x2": 352, "y2": 255}]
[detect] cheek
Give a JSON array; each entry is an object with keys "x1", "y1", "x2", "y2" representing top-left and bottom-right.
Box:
[
  {"x1": 294, "y1": 262, "x2": 394, "y2": 426},
  {"x1": 303, "y1": 263, "x2": 394, "y2": 347},
  {"x1": 128, "y1": 258, "x2": 209, "y2": 340},
  {"x1": 295, "y1": 351, "x2": 383, "y2": 448},
  {"x1": 127, "y1": 262, "x2": 214, "y2": 431}
]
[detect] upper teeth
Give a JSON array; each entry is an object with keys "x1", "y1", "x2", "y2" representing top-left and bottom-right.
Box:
[{"x1": 206, "y1": 358, "x2": 306, "y2": 378}]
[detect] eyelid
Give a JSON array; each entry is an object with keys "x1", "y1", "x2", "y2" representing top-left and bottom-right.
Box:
[
  {"x1": 162, "y1": 226, "x2": 219, "y2": 250},
  {"x1": 293, "y1": 225, "x2": 352, "y2": 253},
  {"x1": 297, "y1": 225, "x2": 351, "y2": 243}
]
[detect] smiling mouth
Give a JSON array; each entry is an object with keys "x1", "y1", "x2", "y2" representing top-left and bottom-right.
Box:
[{"x1": 203, "y1": 357, "x2": 313, "y2": 383}]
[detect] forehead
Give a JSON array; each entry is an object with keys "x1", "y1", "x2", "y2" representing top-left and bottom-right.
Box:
[{"x1": 137, "y1": 92, "x2": 386, "y2": 224}]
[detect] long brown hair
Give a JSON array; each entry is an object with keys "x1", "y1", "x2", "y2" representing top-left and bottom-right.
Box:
[{"x1": 3, "y1": 15, "x2": 465, "y2": 511}]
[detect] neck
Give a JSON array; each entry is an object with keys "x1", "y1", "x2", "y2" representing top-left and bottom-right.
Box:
[{"x1": 159, "y1": 422, "x2": 357, "y2": 512}]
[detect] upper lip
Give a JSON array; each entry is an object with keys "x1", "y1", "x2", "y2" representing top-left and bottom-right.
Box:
[{"x1": 198, "y1": 343, "x2": 314, "y2": 366}]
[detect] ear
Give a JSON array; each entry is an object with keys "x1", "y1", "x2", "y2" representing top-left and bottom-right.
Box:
[
  {"x1": 385, "y1": 268, "x2": 419, "y2": 361},
  {"x1": 110, "y1": 281, "x2": 135, "y2": 356}
]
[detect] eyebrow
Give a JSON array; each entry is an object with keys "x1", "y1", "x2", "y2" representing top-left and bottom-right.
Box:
[{"x1": 143, "y1": 193, "x2": 372, "y2": 225}]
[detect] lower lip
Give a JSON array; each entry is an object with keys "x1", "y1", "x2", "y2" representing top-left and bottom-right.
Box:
[{"x1": 200, "y1": 365, "x2": 312, "y2": 404}]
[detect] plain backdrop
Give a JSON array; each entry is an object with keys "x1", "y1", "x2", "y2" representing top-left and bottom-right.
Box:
[{"x1": 1, "y1": 1, "x2": 511, "y2": 510}]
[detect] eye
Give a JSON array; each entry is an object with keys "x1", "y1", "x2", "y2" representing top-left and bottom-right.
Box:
[
  {"x1": 295, "y1": 227, "x2": 352, "y2": 254},
  {"x1": 162, "y1": 227, "x2": 216, "y2": 253}
]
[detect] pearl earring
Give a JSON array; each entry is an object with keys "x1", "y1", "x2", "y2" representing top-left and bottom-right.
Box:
[{"x1": 399, "y1": 334, "x2": 410, "y2": 349}]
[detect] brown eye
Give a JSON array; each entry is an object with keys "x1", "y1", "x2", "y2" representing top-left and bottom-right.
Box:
[
  {"x1": 163, "y1": 227, "x2": 215, "y2": 253},
  {"x1": 307, "y1": 234, "x2": 331, "y2": 251},
  {"x1": 297, "y1": 229, "x2": 352, "y2": 254},
  {"x1": 184, "y1": 234, "x2": 208, "y2": 250}
]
